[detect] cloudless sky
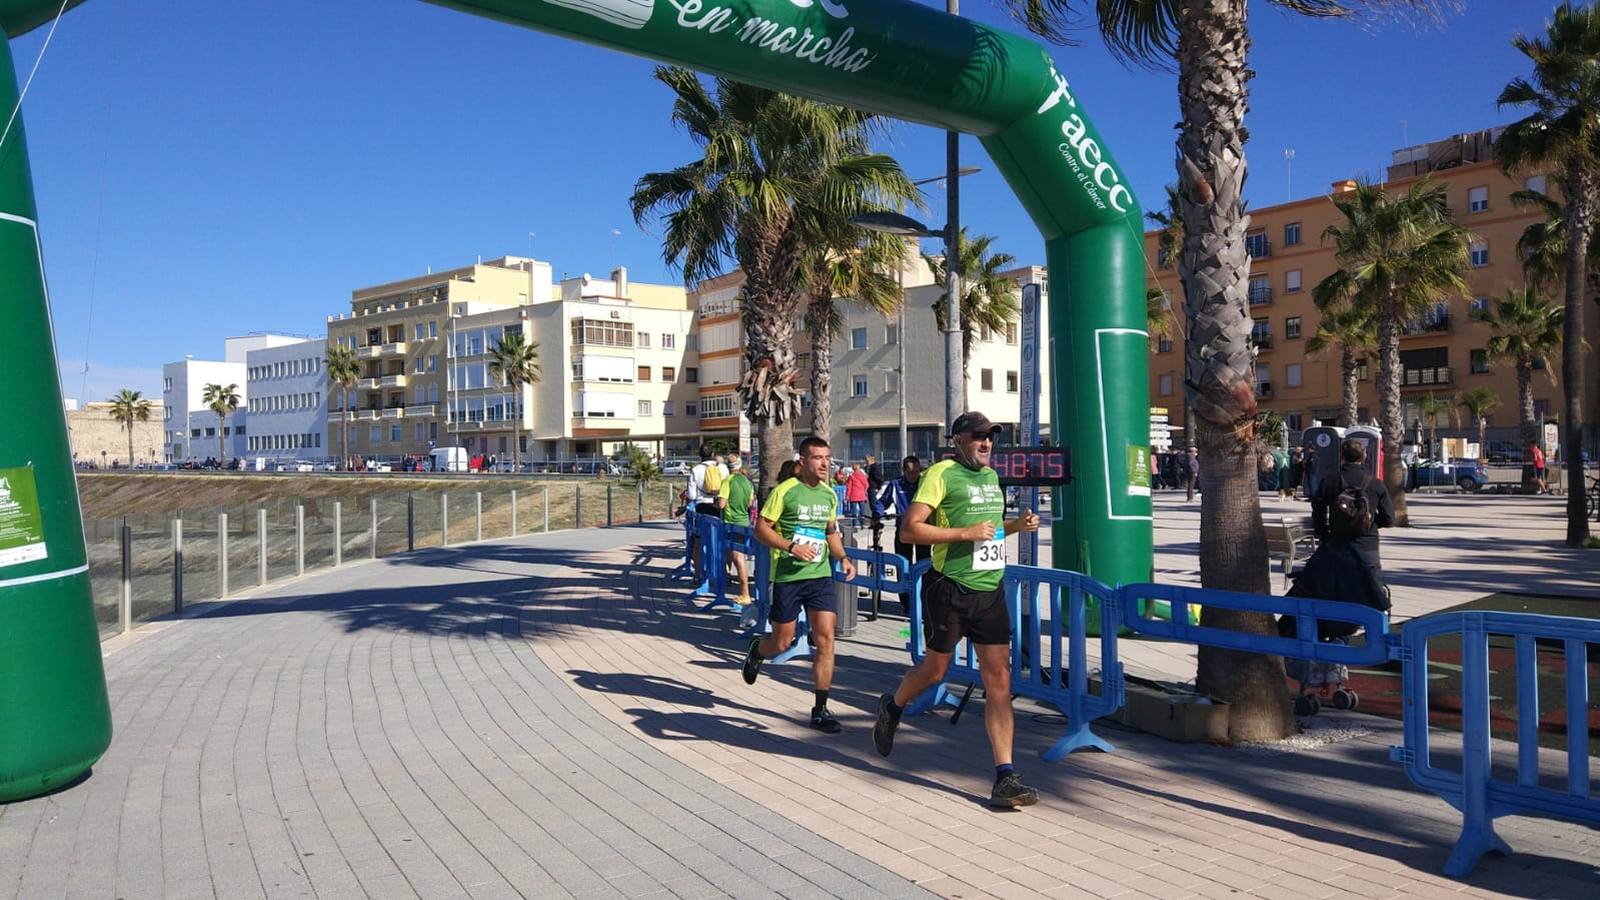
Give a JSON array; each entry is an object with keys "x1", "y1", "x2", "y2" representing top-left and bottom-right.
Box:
[{"x1": 10, "y1": 0, "x2": 1555, "y2": 404}]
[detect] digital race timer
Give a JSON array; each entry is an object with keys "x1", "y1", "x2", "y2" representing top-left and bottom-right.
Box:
[{"x1": 937, "y1": 446, "x2": 1072, "y2": 486}]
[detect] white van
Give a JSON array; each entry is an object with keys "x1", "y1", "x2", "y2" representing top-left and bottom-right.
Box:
[{"x1": 430, "y1": 447, "x2": 468, "y2": 472}]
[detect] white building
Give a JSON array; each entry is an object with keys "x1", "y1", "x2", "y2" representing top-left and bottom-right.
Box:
[
  {"x1": 162, "y1": 334, "x2": 302, "y2": 463},
  {"x1": 243, "y1": 337, "x2": 329, "y2": 466}
]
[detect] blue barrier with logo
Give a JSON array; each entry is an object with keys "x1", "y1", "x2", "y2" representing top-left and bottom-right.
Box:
[{"x1": 1392, "y1": 611, "x2": 1599, "y2": 877}]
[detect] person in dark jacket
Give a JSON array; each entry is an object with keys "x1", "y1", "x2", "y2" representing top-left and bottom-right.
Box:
[
  {"x1": 875, "y1": 455, "x2": 926, "y2": 615},
  {"x1": 1286, "y1": 438, "x2": 1394, "y2": 639}
]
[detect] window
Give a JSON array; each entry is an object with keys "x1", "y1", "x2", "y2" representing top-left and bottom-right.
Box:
[
  {"x1": 979, "y1": 323, "x2": 992, "y2": 342},
  {"x1": 1470, "y1": 295, "x2": 1490, "y2": 314},
  {"x1": 662, "y1": 366, "x2": 676, "y2": 382},
  {"x1": 1470, "y1": 349, "x2": 1489, "y2": 374},
  {"x1": 1156, "y1": 247, "x2": 1170, "y2": 268},
  {"x1": 571, "y1": 318, "x2": 634, "y2": 347},
  {"x1": 1286, "y1": 364, "x2": 1303, "y2": 388},
  {"x1": 1525, "y1": 175, "x2": 1548, "y2": 196},
  {"x1": 390, "y1": 425, "x2": 402, "y2": 441},
  {"x1": 1158, "y1": 374, "x2": 1174, "y2": 396},
  {"x1": 664, "y1": 401, "x2": 676, "y2": 416},
  {"x1": 638, "y1": 399, "x2": 653, "y2": 416},
  {"x1": 686, "y1": 367, "x2": 698, "y2": 383},
  {"x1": 1286, "y1": 316, "x2": 1302, "y2": 340},
  {"x1": 428, "y1": 355, "x2": 439, "y2": 373},
  {"x1": 164, "y1": 377, "x2": 173, "y2": 391},
  {"x1": 661, "y1": 333, "x2": 675, "y2": 349},
  {"x1": 1284, "y1": 222, "x2": 1301, "y2": 247},
  {"x1": 1005, "y1": 323, "x2": 1018, "y2": 344},
  {"x1": 413, "y1": 355, "x2": 425, "y2": 373},
  {"x1": 1355, "y1": 359, "x2": 1370, "y2": 381},
  {"x1": 1248, "y1": 275, "x2": 1271, "y2": 306},
  {"x1": 685, "y1": 335, "x2": 698, "y2": 351},
  {"x1": 1158, "y1": 335, "x2": 1173, "y2": 353},
  {"x1": 686, "y1": 401, "x2": 698, "y2": 416},
  {"x1": 637, "y1": 332, "x2": 651, "y2": 348},
  {"x1": 1285, "y1": 269, "x2": 1302, "y2": 293},
  {"x1": 369, "y1": 425, "x2": 381, "y2": 442},
  {"x1": 980, "y1": 369, "x2": 994, "y2": 392},
  {"x1": 1245, "y1": 231, "x2": 1270, "y2": 258},
  {"x1": 414, "y1": 323, "x2": 426, "y2": 341},
  {"x1": 699, "y1": 393, "x2": 737, "y2": 419},
  {"x1": 885, "y1": 324, "x2": 898, "y2": 345},
  {"x1": 415, "y1": 422, "x2": 425, "y2": 442},
  {"x1": 1470, "y1": 240, "x2": 1489, "y2": 267},
  {"x1": 1286, "y1": 412, "x2": 1303, "y2": 432},
  {"x1": 846, "y1": 374, "x2": 867, "y2": 398},
  {"x1": 1006, "y1": 371, "x2": 1019, "y2": 393},
  {"x1": 638, "y1": 366, "x2": 652, "y2": 381},
  {"x1": 851, "y1": 327, "x2": 868, "y2": 350},
  {"x1": 429, "y1": 320, "x2": 438, "y2": 338},
  {"x1": 1468, "y1": 186, "x2": 1489, "y2": 213}
]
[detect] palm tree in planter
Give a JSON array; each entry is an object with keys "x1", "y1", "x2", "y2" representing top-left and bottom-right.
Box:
[
  {"x1": 1477, "y1": 285, "x2": 1563, "y2": 493},
  {"x1": 106, "y1": 388, "x2": 153, "y2": 468},
  {"x1": 202, "y1": 383, "x2": 241, "y2": 470},
  {"x1": 1316, "y1": 178, "x2": 1470, "y2": 526},
  {"x1": 1415, "y1": 392, "x2": 1453, "y2": 460},
  {"x1": 923, "y1": 229, "x2": 1019, "y2": 408},
  {"x1": 325, "y1": 345, "x2": 360, "y2": 471},
  {"x1": 1454, "y1": 387, "x2": 1502, "y2": 461},
  {"x1": 487, "y1": 330, "x2": 541, "y2": 474},
  {"x1": 632, "y1": 68, "x2": 904, "y2": 492},
  {"x1": 1497, "y1": 0, "x2": 1600, "y2": 544},
  {"x1": 1306, "y1": 306, "x2": 1377, "y2": 428}
]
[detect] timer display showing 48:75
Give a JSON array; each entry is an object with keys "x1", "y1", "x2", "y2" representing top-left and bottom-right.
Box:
[{"x1": 938, "y1": 446, "x2": 1072, "y2": 486}]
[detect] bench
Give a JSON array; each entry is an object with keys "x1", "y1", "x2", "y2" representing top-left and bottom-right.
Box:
[{"x1": 1265, "y1": 515, "x2": 1317, "y2": 591}]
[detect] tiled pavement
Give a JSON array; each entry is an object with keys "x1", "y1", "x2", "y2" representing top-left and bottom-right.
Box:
[{"x1": 3, "y1": 494, "x2": 1596, "y2": 899}]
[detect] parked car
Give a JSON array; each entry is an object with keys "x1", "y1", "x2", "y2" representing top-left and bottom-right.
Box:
[
  {"x1": 661, "y1": 460, "x2": 692, "y2": 476},
  {"x1": 1408, "y1": 458, "x2": 1488, "y2": 492}
]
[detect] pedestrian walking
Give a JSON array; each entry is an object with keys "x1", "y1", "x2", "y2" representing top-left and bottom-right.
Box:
[
  {"x1": 687, "y1": 444, "x2": 728, "y2": 581},
  {"x1": 742, "y1": 436, "x2": 856, "y2": 733},
  {"x1": 845, "y1": 464, "x2": 869, "y2": 520},
  {"x1": 1531, "y1": 440, "x2": 1548, "y2": 494},
  {"x1": 717, "y1": 456, "x2": 756, "y2": 606},
  {"x1": 870, "y1": 412, "x2": 1042, "y2": 809}
]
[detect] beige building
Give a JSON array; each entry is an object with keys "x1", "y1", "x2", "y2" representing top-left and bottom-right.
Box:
[
  {"x1": 68, "y1": 401, "x2": 166, "y2": 468},
  {"x1": 1146, "y1": 128, "x2": 1600, "y2": 457}
]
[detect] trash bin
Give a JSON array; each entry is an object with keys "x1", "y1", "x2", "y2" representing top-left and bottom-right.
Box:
[{"x1": 835, "y1": 520, "x2": 858, "y2": 637}]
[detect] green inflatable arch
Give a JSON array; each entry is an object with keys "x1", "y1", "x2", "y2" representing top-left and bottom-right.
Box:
[{"x1": 0, "y1": 0, "x2": 1150, "y2": 802}]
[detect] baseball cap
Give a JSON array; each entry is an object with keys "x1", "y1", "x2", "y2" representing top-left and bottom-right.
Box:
[
  {"x1": 950, "y1": 411, "x2": 1003, "y2": 438},
  {"x1": 728, "y1": 457, "x2": 743, "y2": 470}
]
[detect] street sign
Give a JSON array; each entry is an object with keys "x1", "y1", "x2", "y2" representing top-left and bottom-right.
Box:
[
  {"x1": 738, "y1": 413, "x2": 751, "y2": 455},
  {"x1": 1019, "y1": 284, "x2": 1041, "y2": 566}
]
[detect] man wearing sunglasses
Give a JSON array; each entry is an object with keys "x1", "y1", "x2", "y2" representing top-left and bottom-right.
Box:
[{"x1": 870, "y1": 411, "x2": 1041, "y2": 808}]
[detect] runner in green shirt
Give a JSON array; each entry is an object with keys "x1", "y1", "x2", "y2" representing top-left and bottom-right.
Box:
[
  {"x1": 869, "y1": 411, "x2": 1041, "y2": 809},
  {"x1": 742, "y1": 436, "x2": 856, "y2": 733},
  {"x1": 715, "y1": 455, "x2": 755, "y2": 605}
]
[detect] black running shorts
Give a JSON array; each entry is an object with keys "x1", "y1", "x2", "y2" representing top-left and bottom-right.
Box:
[
  {"x1": 921, "y1": 570, "x2": 1010, "y2": 653},
  {"x1": 771, "y1": 577, "x2": 837, "y2": 624}
]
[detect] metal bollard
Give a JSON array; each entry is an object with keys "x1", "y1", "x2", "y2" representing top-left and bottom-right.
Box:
[
  {"x1": 576, "y1": 485, "x2": 583, "y2": 529},
  {"x1": 543, "y1": 484, "x2": 550, "y2": 532},
  {"x1": 172, "y1": 517, "x2": 184, "y2": 615},
  {"x1": 475, "y1": 492, "x2": 482, "y2": 542},
  {"x1": 406, "y1": 493, "x2": 414, "y2": 551},
  {"x1": 119, "y1": 517, "x2": 132, "y2": 634},
  {"x1": 219, "y1": 512, "x2": 230, "y2": 598},
  {"x1": 295, "y1": 504, "x2": 305, "y2": 577},
  {"x1": 510, "y1": 488, "x2": 518, "y2": 536},
  {"x1": 607, "y1": 484, "x2": 613, "y2": 527},
  {"x1": 835, "y1": 520, "x2": 858, "y2": 638},
  {"x1": 258, "y1": 507, "x2": 268, "y2": 586},
  {"x1": 333, "y1": 501, "x2": 342, "y2": 567},
  {"x1": 637, "y1": 484, "x2": 644, "y2": 522},
  {"x1": 441, "y1": 493, "x2": 450, "y2": 546},
  {"x1": 369, "y1": 498, "x2": 378, "y2": 559}
]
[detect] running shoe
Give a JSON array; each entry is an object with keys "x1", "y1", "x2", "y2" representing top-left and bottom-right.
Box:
[
  {"x1": 989, "y1": 771, "x2": 1039, "y2": 809},
  {"x1": 741, "y1": 638, "x2": 764, "y2": 685},
  {"x1": 810, "y1": 707, "x2": 842, "y2": 734},
  {"x1": 872, "y1": 693, "x2": 900, "y2": 757}
]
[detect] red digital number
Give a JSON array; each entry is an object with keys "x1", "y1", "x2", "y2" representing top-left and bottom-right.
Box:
[{"x1": 1047, "y1": 453, "x2": 1064, "y2": 480}]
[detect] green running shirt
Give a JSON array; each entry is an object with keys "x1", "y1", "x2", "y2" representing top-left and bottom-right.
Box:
[
  {"x1": 912, "y1": 459, "x2": 1007, "y2": 592},
  {"x1": 759, "y1": 477, "x2": 838, "y2": 583},
  {"x1": 718, "y1": 472, "x2": 754, "y2": 525}
]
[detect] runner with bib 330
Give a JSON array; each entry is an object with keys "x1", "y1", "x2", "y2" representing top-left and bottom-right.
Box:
[{"x1": 870, "y1": 411, "x2": 1041, "y2": 809}]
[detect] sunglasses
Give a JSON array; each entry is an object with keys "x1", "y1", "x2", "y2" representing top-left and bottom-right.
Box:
[{"x1": 966, "y1": 431, "x2": 995, "y2": 441}]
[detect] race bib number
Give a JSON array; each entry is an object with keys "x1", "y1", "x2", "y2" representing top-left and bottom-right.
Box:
[
  {"x1": 793, "y1": 526, "x2": 827, "y2": 556},
  {"x1": 972, "y1": 537, "x2": 1006, "y2": 570}
]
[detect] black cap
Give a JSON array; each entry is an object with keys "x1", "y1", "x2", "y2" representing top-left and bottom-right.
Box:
[{"x1": 950, "y1": 411, "x2": 1003, "y2": 438}]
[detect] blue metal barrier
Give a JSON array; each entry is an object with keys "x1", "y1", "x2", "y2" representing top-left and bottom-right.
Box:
[
  {"x1": 905, "y1": 563, "x2": 1125, "y2": 761},
  {"x1": 1118, "y1": 582, "x2": 1392, "y2": 667},
  {"x1": 1393, "y1": 611, "x2": 1599, "y2": 877}
]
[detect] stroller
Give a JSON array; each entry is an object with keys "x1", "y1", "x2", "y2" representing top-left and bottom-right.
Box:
[{"x1": 1278, "y1": 539, "x2": 1388, "y2": 717}]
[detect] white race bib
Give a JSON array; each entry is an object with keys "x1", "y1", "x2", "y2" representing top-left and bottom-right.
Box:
[
  {"x1": 793, "y1": 526, "x2": 827, "y2": 556},
  {"x1": 972, "y1": 537, "x2": 1006, "y2": 570}
]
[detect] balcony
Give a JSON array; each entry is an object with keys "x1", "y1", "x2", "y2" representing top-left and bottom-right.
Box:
[
  {"x1": 408, "y1": 404, "x2": 438, "y2": 417},
  {"x1": 380, "y1": 374, "x2": 407, "y2": 388},
  {"x1": 1251, "y1": 333, "x2": 1274, "y2": 351},
  {"x1": 1402, "y1": 366, "x2": 1452, "y2": 388},
  {"x1": 1248, "y1": 285, "x2": 1273, "y2": 306},
  {"x1": 380, "y1": 407, "x2": 403, "y2": 419},
  {"x1": 1255, "y1": 381, "x2": 1274, "y2": 398},
  {"x1": 1402, "y1": 315, "x2": 1452, "y2": 337},
  {"x1": 1245, "y1": 236, "x2": 1272, "y2": 259}
]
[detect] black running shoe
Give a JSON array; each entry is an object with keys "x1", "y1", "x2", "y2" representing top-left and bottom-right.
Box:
[
  {"x1": 810, "y1": 707, "x2": 842, "y2": 734},
  {"x1": 989, "y1": 772, "x2": 1039, "y2": 809},
  {"x1": 872, "y1": 693, "x2": 901, "y2": 757},
  {"x1": 741, "y1": 638, "x2": 764, "y2": 685}
]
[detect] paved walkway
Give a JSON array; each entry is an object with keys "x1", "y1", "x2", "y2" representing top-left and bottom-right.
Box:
[{"x1": 3, "y1": 494, "x2": 1596, "y2": 899}]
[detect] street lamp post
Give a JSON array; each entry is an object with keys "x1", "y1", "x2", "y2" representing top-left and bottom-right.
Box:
[{"x1": 946, "y1": 0, "x2": 962, "y2": 429}]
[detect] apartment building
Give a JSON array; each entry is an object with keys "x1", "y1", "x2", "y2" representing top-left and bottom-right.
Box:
[
  {"x1": 327, "y1": 257, "x2": 699, "y2": 463},
  {"x1": 244, "y1": 338, "x2": 329, "y2": 465},
  {"x1": 161, "y1": 334, "x2": 298, "y2": 462},
  {"x1": 1146, "y1": 127, "x2": 1600, "y2": 450}
]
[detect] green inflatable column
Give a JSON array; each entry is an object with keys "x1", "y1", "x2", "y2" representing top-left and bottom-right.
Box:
[{"x1": 0, "y1": 34, "x2": 113, "y2": 803}]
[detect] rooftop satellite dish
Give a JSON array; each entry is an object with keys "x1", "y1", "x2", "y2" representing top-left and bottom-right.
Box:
[{"x1": 581, "y1": 273, "x2": 592, "y2": 285}]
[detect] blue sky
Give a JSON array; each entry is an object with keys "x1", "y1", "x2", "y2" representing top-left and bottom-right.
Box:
[{"x1": 13, "y1": 0, "x2": 1554, "y2": 404}]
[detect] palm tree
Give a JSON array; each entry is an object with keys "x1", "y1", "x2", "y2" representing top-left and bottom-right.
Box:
[
  {"x1": 1455, "y1": 387, "x2": 1502, "y2": 460},
  {"x1": 1315, "y1": 178, "x2": 1470, "y2": 527},
  {"x1": 995, "y1": 0, "x2": 1459, "y2": 742},
  {"x1": 1497, "y1": 0, "x2": 1600, "y2": 544},
  {"x1": 487, "y1": 330, "x2": 541, "y2": 474},
  {"x1": 632, "y1": 68, "x2": 904, "y2": 490},
  {"x1": 1305, "y1": 306, "x2": 1377, "y2": 428},
  {"x1": 923, "y1": 229, "x2": 1020, "y2": 407},
  {"x1": 1146, "y1": 287, "x2": 1177, "y2": 348},
  {"x1": 1415, "y1": 392, "x2": 1452, "y2": 459},
  {"x1": 106, "y1": 388, "x2": 152, "y2": 468},
  {"x1": 325, "y1": 345, "x2": 360, "y2": 471},
  {"x1": 801, "y1": 233, "x2": 914, "y2": 443},
  {"x1": 1478, "y1": 285, "x2": 1562, "y2": 491},
  {"x1": 1510, "y1": 188, "x2": 1600, "y2": 293},
  {"x1": 201, "y1": 383, "x2": 241, "y2": 470}
]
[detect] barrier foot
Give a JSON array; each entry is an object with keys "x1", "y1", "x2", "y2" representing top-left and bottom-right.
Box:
[
  {"x1": 1042, "y1": 724, "x2": 1114, "y2": 762},
  {"x1": 699, "y1": 596, "x2": 738, "y2": 613},
  {"x1": 905, "y1": 683, "x2": 960, "y2": 717},
  {"x1": 1443, "y1": 821, "x2": 1511, "y2": 878},
  {"x1": 670, "y1": 562, "x2": 696, "y2": 581},
  {"x1": 770, "y1": 635, "x2": 812, "y2": 664}
]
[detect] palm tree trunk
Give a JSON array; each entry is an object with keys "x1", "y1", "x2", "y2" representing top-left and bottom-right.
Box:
[
  {"x1": 126, "y1": 425, "x2": 135, "y2": 469},
  {"x1": 806, "y1": 296, "x2": 834, "y2": 443},
  {"x1": 1478, "y1": 415, "x2": 1487, "y2": 460},
  {"x1": 340, "y1": 385, "x2": 350, "y2": 471},
  {"x1": 1560, "y1": 165, "x2": 1593, "y2": 545},
  {"x1": 1339, "y1": 350, "x2": 1359, "y2": 427},
  {"x1": 1376, "y1": 300, "x2": 1409, "y2": 526},
  {"x1": 511, "y1": 380, "x2": 521, "y2": 474},
  {"x1": 1176, "y1": 0, "x2": 1292, "y2": 742},
  {"x1": 742, "y1": 229, "x2": 805, "y2": 496},
  {"x1": 1518, "y1": 361, "x2": 1538, "y2": 493},
  {"x1": 960, "y1": 327, "x2": 972, "y2": 411},
  {"x1": 218, "y1": 412, "x2": 228, "y2": 470}
]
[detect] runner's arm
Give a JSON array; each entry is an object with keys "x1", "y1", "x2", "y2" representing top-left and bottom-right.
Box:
[
  {"x1": 1003, "y1": 508, "x2": 1040, "y2": 536},
  {"x1": 899, "y1": 502, "x2": 991, "y2": 545},
  {"x1": 754, "y1": 515, "x2": 792, "y2": 553}
]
